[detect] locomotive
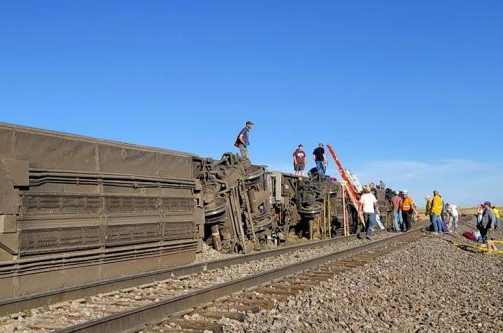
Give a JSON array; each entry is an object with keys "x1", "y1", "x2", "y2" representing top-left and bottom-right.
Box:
[{"x1": 0, "y1": 122, "x2": 391, "y2": 298}]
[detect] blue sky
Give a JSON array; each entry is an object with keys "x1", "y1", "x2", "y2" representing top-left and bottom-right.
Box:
[{"x1": 1, "y1": 1, "x2": 502, "y2": 206}]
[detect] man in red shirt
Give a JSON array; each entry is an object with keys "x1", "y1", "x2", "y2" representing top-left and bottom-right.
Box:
[
  {"x1": 292, "y1": 144, "x2": 307, "y2": 176},
  {"x1": 391, "y1": 191, "x2": 403, "y2": 231}
]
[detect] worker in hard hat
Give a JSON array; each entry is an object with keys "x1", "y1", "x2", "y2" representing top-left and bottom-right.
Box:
[{"x1": 400, "y1": 190, "x2": 418, "y2": 231}]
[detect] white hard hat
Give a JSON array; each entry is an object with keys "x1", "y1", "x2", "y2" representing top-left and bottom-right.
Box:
[{"x1": 403, "y1": 190, "x2": 408, "y2": 194}]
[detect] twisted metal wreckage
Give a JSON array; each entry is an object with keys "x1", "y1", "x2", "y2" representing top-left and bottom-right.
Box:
[{"x1": 0, "y1": 122, "x2": 393, "y2": 298}]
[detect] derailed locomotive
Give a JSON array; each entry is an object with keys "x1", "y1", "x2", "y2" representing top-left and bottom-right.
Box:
[{"x1": 0, "y1": 122, "x2": 391, "y2": 298}]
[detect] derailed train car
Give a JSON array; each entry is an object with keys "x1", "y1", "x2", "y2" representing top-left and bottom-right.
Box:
[
  {"x1": 0, "y1": 123, "x2": 204, "y2": 298},
  {"x1": 0, "y1": 122, "x2": 392, "y2": 298}
]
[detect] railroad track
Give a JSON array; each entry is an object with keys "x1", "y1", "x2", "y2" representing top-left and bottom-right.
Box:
[
  {"x1": 1, "y1": 228, "x2": 411, "y2": 331},
  {"x1": 0, "y1": 232, "x2": 368, "y2": 317},
  {"x1": 143, "y1": 229, "x2": 428, "y2": 333},
  {"x1": 46, "y1": 226, "x2": 427, "y2": 333}
]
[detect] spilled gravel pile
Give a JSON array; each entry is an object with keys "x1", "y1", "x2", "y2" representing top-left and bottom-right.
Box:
[
  {"x1": 224, "y1": 235, "x2": 503, "y2": 333},
  {"x1": 194, "y1": 242, "x2": 237, "y2": 263}
]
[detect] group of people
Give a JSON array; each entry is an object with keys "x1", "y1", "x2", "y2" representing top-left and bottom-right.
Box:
[
  {"x1": 390, "y1": 190, "x2": 420, "y2": 232},
  {"x1": 424, "y1": 190, "x2": 459, "y2": 234},
  {"x1": 292, "y1": 143, "x2": 328, "y2": 177},
  {"x1": 234, "y1": 121, "x2": 329, "y2": 176},
  {"x1": 424, "y1": 192, "x2": 499, "y2": 250},
  {"x1": 234, "y1": 122, "x2": 499, "y2": 249}
]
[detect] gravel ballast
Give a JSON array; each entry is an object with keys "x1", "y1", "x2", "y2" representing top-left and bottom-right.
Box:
[
  {"x1": 0, "y1": 231, "x2": 395, "y2": 332},
  {"x1": 221, "y1": 235, "x2": 503, "y2": 333}
]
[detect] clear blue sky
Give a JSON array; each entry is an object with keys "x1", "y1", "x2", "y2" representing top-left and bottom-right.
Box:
[{"x1": 1, "y1": 1, "x2": 502, "y2": 206}]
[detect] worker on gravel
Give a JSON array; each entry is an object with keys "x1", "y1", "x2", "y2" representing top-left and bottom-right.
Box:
[
  {"x1": 391, "y1": 191, "x2": 403, "y2": 232},
  {"x1": 425, "y1": 195, "x2": 432, "y2": 230},
  {"x1": 234, "y1": 121, "x2": 253, "y2": 159},
  {"x1": 358, "y1": 186, "x2": 378, "y2": 239},
  {"x1": 400, "y1": 191, "x2": 418, "y2": 231},
  {"x1": 293, "y1": 144, "x2": 307, "y2": 176},
  {"x1": 430, "y1": 190, "x2": 444, "y2": 234},
  {"x1": 445, "y1": 203, "x2": 459, "y2": 233},
  {"x1": 492, "y1": 205, "x2": 500, "y2": 229},
  {"x1": 478, "y1": 202, "x2": 497, "y2": 251},
  {"x1": 312, "y1": 143, "x2": 328, "y2": 176}
]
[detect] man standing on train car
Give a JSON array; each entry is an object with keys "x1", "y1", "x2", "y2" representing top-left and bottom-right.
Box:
[
  {"x1": 293, "y1": 144, "x2": 307, "y2": 176},
  {"x1": 312, "y1": 143, "x2": 327, "y2": 176},
  {"x1": 234, "y1": 121, "x2": 253, "y2": 159}
]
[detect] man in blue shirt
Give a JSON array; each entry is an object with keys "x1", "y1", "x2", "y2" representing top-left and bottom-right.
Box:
[{"x1": 235, "y1": 121, "x2": 253, "y2": 159}]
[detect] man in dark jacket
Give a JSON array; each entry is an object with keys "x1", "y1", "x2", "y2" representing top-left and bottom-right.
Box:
[{"x1": 479, "y1": 201, "x2": 497, "y2": 251}]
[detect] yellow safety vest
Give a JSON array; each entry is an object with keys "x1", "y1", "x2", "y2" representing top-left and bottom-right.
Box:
[
  {"x1": 493, "y1": 207, "x2": 500, "y2": 219},
  {"x1": 431, "y1": 195, "x2": 443, "y2": 215}
]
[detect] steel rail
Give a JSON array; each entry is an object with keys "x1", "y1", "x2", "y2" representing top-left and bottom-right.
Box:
[
  {"x1": 0, "y1": 231, "x2": 364, "y2": 315},
  {"x1": 54, "y1": 227, "x2": 426, "y2": 333}
]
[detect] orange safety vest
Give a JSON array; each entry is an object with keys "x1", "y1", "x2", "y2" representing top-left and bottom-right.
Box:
[{"x1": 401, "y1": 197, "x2": 415, "y2": 212}]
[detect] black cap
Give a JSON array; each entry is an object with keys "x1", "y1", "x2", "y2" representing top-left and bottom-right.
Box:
[
  {"x1": 484, "y1": 201, "x2": 492, "y2": 207},
  {"x1": 246, "y1": 121, "x2": 254, "y2": 125}
]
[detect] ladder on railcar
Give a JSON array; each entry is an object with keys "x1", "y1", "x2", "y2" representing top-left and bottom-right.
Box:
[{"x1": 326, "y1": 144, "x2": 365, "y2": 228}]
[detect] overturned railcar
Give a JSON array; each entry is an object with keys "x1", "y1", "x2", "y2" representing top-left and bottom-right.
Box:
[
  {"x1": 0, "y1": 123, "x2": 203, "y2": 298},
  {"x1": 0, "y1": 122, "x2": 393, "y2": 298}
]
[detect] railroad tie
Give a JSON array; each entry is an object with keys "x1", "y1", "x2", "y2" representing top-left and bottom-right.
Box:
[
  {"x1": 100, "y1": 306, "x2": 130, "y2": 314},
  {"x1": 325, "y1": 266, "x2": 351, "y2": 272},
  {"x1": 255, "y1": 287, "x2": 297, "y2": 296},
  {"x1": 298, "y1": 272, "x2": 333, "y2": 280},
  {"x1": 150, "y1": 329, "x2": 194, "y2": 333},
  {"x1": 283, "y1": 277, "x2": 325, "y2": 286},
  {"x1": 277, "y1": 284, "x2": 311, "y2": 291},
  {"x1": 225, "y1": 297, "x2": 274, "y2": 310},
  {"x1": 169, "y1": 319, "x2": 224, "y2": 333},
  {"x1": 196, "y1": 310, "x2": 246, "y2": 322},
  {"x1": 220, "y1": 303, "x2": 261, "y2": 313},
  {"x1": 334, "y1": 260, "x2": 362, "y2": 267},
  {"x1": 28, "y1": 321, "x2": 65, "y2": 330},
  {"x1": 157, "y1": 326, "x2": 208, "y2": 333}
]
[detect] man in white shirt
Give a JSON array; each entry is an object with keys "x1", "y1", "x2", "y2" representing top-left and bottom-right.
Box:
[
  {"x1": 358, "y1": 186, "x2": 378, "y2": 240},
  {"x1": 445, "y1": 203, "x2": 459, "y2": 233}
]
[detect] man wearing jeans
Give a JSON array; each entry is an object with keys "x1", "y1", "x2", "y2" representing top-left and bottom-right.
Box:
[
  {"x1": 430, "y1": 190, "x2": 444, "y2": 234},
  {"x1": 445, "y1": 203, "x2": 459, "y2": 233},
  {"x1": 358, "y1": 186, "x2": 378, "y2": 240},
  {"x1": 234, "y1": 121, "x2": 253, "y2": 159},
  {"x1": 400, "y1": 190, "x2": 418, "y2": 231},
  {"x1": 391, "y1": 191, "x2": 403, "y2": 232},
  {"x1": 312, "y1": 143, "x2": 327, "y2": 176}
]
